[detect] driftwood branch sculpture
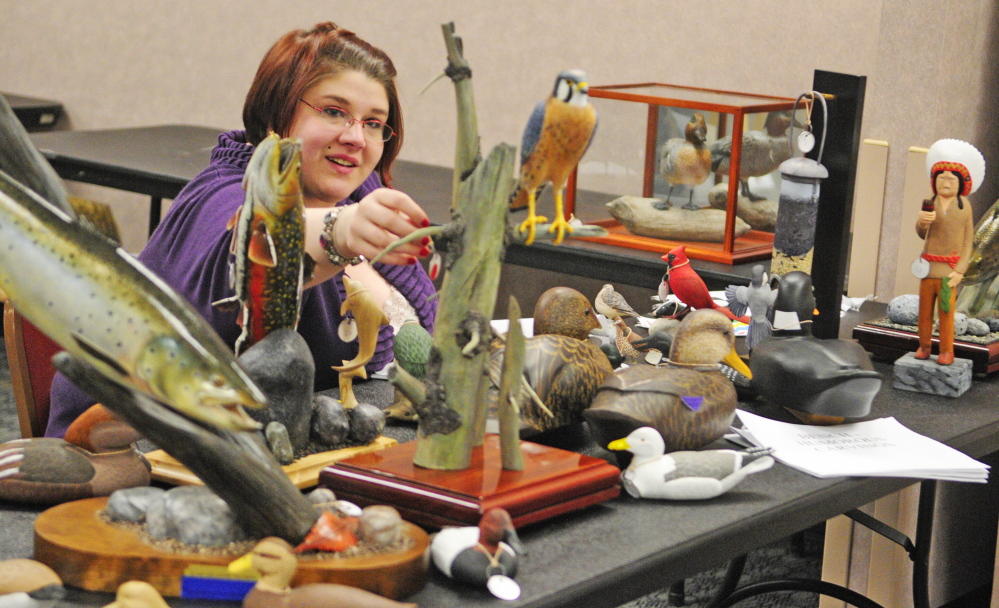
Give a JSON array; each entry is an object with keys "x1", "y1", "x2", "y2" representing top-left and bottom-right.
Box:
[{"x1": 53, "y1": 352, "x2": 317, "y2": 544}]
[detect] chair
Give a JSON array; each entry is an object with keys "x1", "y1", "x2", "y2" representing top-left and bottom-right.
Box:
[
  {"x1": 4, "y1": 304, "x2": 62, "y2": 438},
  {"x1": 1, "y1": 196, "x2": 118, "y2": 438}
]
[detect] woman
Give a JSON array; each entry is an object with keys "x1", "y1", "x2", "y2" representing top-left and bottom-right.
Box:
[
  {"x1": 913, "y1": 139, "x2": 981, "y2": 366},
  {"x1": 46, "y1": 23, "x2": 437, "y2": 437}
]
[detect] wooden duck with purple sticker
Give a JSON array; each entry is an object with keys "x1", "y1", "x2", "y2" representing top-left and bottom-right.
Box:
[{"x1": 584, "y1": 309, "x2": 750, "y2": 460}]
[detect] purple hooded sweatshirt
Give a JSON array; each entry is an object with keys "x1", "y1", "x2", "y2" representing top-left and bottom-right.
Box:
[{"x1": 46, "y1": 130, "x2": 436, "y2": 437}]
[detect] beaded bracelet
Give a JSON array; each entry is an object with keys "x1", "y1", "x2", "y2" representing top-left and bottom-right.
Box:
[{"x1": 320, "y1": 206, "x2": 364, "y2": 266}]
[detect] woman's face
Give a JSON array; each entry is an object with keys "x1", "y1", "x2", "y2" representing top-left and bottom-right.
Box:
[{"x1": 288, "y1": 70, "x2": 389, "y2": 207}]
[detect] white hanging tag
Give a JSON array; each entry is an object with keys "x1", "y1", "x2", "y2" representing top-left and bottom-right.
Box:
[
  {"x1": 797, "y1": 130, "x2": 815, "y2": 154},
  {"x1": 487, "y1": 575, "x2": 521, "y2": 600},
  {"x1": 338, "y1": 317, "x2": 357, "y2": 341}
]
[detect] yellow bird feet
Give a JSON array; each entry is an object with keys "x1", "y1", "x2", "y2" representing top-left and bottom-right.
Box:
[
  {"x1": 547, "y1": 215, "x2": 574, "y2": 246},
  {"x1": 518, "y1": 213, "x2": 548, "y2": 246}
]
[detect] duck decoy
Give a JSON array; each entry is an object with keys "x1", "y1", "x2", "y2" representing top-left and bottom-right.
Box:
[
  {"x1": 228, "y1": 537, "x2": 418, "y2": 608},
  {"x1": 488, "y1": 333, "x2": 614, "y2": 433},
  {"x1": 662, "y1": 246, "x2": 747, "y2": 323},
  {"x1": 654, "y1": 113, "x2": 712, "y2": 210},
  {"x1": 0, "y1": 404, "x2": 150, "y2": 505},
  {"x1": 607, "y1": 427, "x2": 774, "y2": 500},
  {"x1": 430, "y1": 508, "x2": 525, "y2": 600},
  {"x1": 533, "y1": 286, "x2": 601, "y2": 341},
  {"x1": 750, "y1": 336, "x2": 882, "y2": 425},
  {"x1": 584, "y1": 309, "x2": 752, "y2": 460},
  {"x1": 0, "y1": 559, "x2": 65, "y2": 607},
  {"x1": 629, "y1": 317, "x2": 680, "y2": 355},
  {"x1": 102, "y1": 581, "x2": 170, "y2": 608},
  {"x1": 710, "y1": 111, "x2": 793, "y2": 201}
]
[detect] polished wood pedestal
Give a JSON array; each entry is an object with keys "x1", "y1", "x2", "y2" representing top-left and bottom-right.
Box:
[
  {"x1": 34, "y1": 497, "x2": 429, "y2": 599},
  {"x1": 853, "y1": 322, "x2": 999, "y2": 375},
  {"x1": 319, "y1": 435, "x2": 622, "y2": 529}
]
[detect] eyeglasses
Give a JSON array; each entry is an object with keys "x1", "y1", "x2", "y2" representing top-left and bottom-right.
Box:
[{"x1": 298, "y1": 99, "x2": 395, "y2": 142}]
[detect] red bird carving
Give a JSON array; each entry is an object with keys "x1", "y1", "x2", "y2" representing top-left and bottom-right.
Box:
[{"x1": 661, "y1": 245, "x2": 748, "y2": 323}]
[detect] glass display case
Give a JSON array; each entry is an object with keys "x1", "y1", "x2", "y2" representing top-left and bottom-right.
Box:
[{"x1": 566, "y1": 83, "x2": 800, "y2": 264}]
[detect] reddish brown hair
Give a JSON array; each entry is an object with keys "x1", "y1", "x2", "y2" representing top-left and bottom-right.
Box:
[{"x1": 243, "y1": 22, "x2": 402, "y2": 186}]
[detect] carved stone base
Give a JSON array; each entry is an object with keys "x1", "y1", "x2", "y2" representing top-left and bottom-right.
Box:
[{"x1": 892, "y1": 352, "x2": 972, "y2": 398}]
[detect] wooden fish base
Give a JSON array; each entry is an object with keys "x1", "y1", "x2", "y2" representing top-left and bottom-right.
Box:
[
  {"x1": 145, "y1": 435, "x2": 397, "y2": 488},
  {"x1": 852, "y1": 323, "x2": 999, "y2": 375},
  {"x1": 319, "y1": 435, "x2": 621, "y2": 529},
  {"x1": 34, "y1": 497, "x2": 429, "y2": 599}
]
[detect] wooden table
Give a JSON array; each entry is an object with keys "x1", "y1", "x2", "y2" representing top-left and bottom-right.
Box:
[{"x1": 2, "y1": 306, "x2": 998, "y2": 608}]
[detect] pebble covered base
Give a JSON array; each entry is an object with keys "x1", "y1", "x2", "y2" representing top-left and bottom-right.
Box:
[{"x1": 893, "y1": 352, "x2": 972, "y2": 398}]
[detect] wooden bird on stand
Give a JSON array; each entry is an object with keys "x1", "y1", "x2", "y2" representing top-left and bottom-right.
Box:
[
  {"x1": 710, "y1": 111, "x2": 794, "y2": 201},
  {"x1": 662, "y1": 245, "x2": 747, "y2": 323},
  {"x1": 653, "y1": 113, "x2": 712, "y2": 210},
  {"x1": 511, "y1": 69, "x2": 598, "y2": 245}
]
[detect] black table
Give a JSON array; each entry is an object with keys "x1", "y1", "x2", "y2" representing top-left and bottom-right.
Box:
[
  {"x1": 28, "y1": 125, "x2": 755, "y2": 288},
  {"x1": 2, "y1": 92, "x2": 63, "y2": 131},
  {"x1": 2, "y1": 305, "x2": 998, "y2": 608}
]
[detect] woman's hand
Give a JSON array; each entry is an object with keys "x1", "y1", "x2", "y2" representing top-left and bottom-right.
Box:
[{"x1": 335, "y1": 188, "x2": 431, "y2": 266}]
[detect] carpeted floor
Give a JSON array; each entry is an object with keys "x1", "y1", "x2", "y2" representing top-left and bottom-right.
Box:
[{"x1": 0, "y1": 346, "x2": 822, "y2": 607}]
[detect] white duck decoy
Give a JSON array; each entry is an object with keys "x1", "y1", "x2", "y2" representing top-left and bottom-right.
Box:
[
  {"x1": 607, "y1": 427, "x2": 774, "y2": 500},
  {"x1": 430, "y1": 508, "x2": 525, "y2": 600}
]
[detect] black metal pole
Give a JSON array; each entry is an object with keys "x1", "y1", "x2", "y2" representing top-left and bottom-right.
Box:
[{"x1": 809, "y1": 70, "x2": 867, "y2": 339}]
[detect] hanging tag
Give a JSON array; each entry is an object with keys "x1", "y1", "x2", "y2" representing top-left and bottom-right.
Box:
[
  {"x1": 797, "y1": 130, "x2": 815, "y2": 154},
  {"x1": 645, "y1": 349, "x2": 663, "y2": 365},
  {"x1": 773, "y1": 310, "x2": 801, "y2": 331},
  {"x1": 428, "y1": 252, "x2": 442, "y2": 281},
  {"x1": 338, "y1": 317, "x2": 357, "y2": 341},
  {"x1": 911, "y1": 256, "x2": 930, "y2": 279},
  {"x1": 487, "y1": 575, "x2": 521, "y2": 600}
]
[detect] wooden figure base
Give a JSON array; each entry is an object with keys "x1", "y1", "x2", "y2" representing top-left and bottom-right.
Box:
[
  {"x1": 852, "y1": 323, "x2": 999, "y2": 375},
  {"x1": 34, "y1": 497, "x2": 429, "y2": 599},
  {"x1": 578, "y1": 220, "x2": 774, "y2": 265},
  {"x1": 319, "y1": 435, "x2": 621, "y2": 529},
  {"x1": 145, "y1": 436, "x2": 397, "y2": 489},
  {"x1": 892, "y1": 352, "x2": 973, "y2": 398}
]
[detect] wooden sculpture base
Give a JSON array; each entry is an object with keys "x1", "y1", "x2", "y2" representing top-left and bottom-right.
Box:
[
  {"x1": 145, "y1": 436, "x2": 397, "y2": 488},
  {"x1": 852, "y1": 323, "x2": 999, "y2": 375},
  {"x1": 319, "y1": 435, "x2": 621, "y2": 529},
  {"x1": 34, "y1": 497, "x2": 429, "y2": 599}
]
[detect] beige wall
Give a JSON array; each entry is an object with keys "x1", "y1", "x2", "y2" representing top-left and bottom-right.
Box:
[{"x1": 2, "y1": 0, "x2": 997, "y2": 298}]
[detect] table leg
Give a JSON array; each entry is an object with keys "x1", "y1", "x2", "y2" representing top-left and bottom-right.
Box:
[{"x1": 148, "y1": 196, "x2": 162, "y2": 236}]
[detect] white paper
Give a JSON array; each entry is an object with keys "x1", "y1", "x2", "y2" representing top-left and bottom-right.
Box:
[
  {"x1": 489, "y1": 318, "x2": 534, "y2": 337},
  {"x1": 735, "y1": 410, "x2": 989, "y2": 483}
]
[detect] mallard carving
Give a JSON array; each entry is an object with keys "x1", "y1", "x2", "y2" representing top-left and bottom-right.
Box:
[{"x1": 584, "y1": 309, "x2": 751, "y2": 457}]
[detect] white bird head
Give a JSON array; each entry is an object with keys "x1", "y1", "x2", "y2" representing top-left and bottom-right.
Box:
[{"x1": 607, "y1": 426, "x2": 666, "y2": 460}]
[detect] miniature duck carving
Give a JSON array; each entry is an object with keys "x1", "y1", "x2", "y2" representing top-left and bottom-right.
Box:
[
  {"x1": 654, "y1": 113, "x2": 712, "y2": 210},
  {"x1": 585, "y1": 309, "x2": 752, "y2": 458},
  {"x1": 608, "y1": 427, "x2": 774, "y2": 500},
  {"x1": 431, "y1": 509, "x2": 525, "y2": 597},
  {"x1": 102, "y1": 581, "x2": 170, "y2": 608},
  {"x1": 488, "y1": 333, "x2": 614, "y2": 433},
  {"x1": 711, "y1": 111, "x2": 793, "y2": 201},
  {"x1": 0, "y1": 559, "x2": 65, "y2": 607},
  {"x1": 228, "y1": 537, "x2": 417, "y2": 608},
  {"x1": 0, "y1": 404, "x2": 150, "y2": 505},
  {"x1": 533, "y1": 286, "x2": 601, "y2": 341}
]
